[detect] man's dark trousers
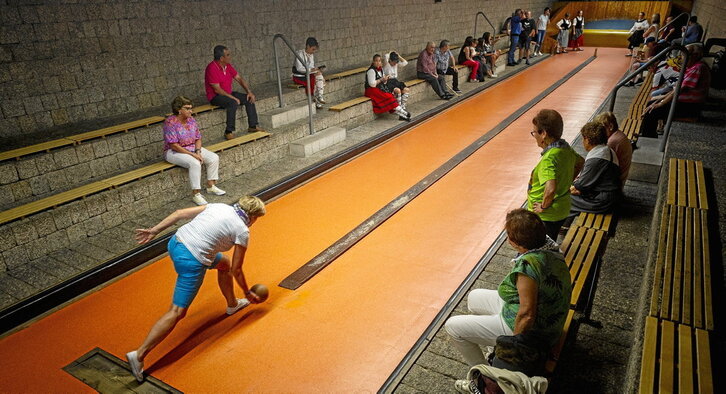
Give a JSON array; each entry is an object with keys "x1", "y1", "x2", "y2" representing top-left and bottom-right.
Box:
[
  {"x1": 442, "y1": 67, "x2": 459, "y2": 91},
  {"x1": 417, "y1": 71, "x2": 449, "y2": 98},
  {"x1": 210, "y1": 91, "x2": 259, "y2": 135}
]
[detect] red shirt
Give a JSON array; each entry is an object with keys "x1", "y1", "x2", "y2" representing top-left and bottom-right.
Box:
[
  {"x1": 679, "y1": 61, "x2": 710, "y2": 104},
  {"x1": 204, "y1": 61, "x2": 238, "y2": 101}
]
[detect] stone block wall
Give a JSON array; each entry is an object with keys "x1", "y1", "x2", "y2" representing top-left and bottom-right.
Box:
[
  {"x1": 692, "y1": 0, "x2": 726, "y2": 40},
  {"x1": 0, "y1": 0, "x2": 551, "y2": 140}
]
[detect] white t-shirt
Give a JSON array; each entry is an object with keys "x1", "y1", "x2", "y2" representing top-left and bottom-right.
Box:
[
  {"x1": 175, "y1": 203, "x2": 249, "y2": 266},
  {"x1": 293, "y1": 49, "x2": 315, "y2": 78},
  {"x1": 537, "y1": 14, "x2": 549, "y2": 31},
  {"x1": 382, "y1": 52, "x2": 408, "y2": 78}
]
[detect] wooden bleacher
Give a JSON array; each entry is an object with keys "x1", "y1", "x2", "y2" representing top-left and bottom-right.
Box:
[
  {"x1": 0, "y1": 131, "x2": 270, "y2": 226},
  {"x1": 622, "y1": 72, "x2": 655, "y2": 144},
  {"x1": 639, "y1": 158, "x2": 714, "y2": 392}
]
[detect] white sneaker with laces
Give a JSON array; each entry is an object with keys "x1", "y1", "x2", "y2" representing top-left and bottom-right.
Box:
[
  {"x1": 192, "y1": 193, "x2": 208, "y2": 206},
  {"x1": 206, "y1": 185, "x2": 226, "y2": 196},
  {"x1": 226, "y1": 298, "x2": 251, "y2": 315},
  {"x1": 126, "y1": 351, "x2": 144, "y2": 382},
  {"x1": 490, "y1": 74, "x2": 498, "y2": 78}
]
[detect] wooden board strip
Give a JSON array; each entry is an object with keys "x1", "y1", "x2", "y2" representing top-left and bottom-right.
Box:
[
  {"x1": 695, "y1": 161, "x2": 708, "y2": 210},
  {"x1": 659, "y1": 320, "x2": 675, "y2": 393},
  {"x1": 638, "y1": 316, "x2": 659, "y2": 394},
  {"x1": 677, "y1": 158, "x2": 687, "y2": 207},
  {"x1": 695, "y1": 329, "x2": 713, "y2": 393},
  {"x1": 667, "y1": 158, "x2": 677, "y2": 205},
  {"x1": 693, "y1": 209, "x2": 704, "y2": 328},
  {"x1": 678, "y1": 325, "x2": 694, "y2": 393},
  {"x1": 682, "y1": 207, "x2": 693, "y2": 325},
  {"x1": 650, "y1": 205, "x2": 670, "y2": 317},
  {"x1": 700, "y1": 210, "x2": 713, "y2": 330},
  {"x1": 660, "y1": 205, "x2": 676, "y2": 319},
  {"x1": 671, "y1": 206, "x2": 685, "y2": 322},
  {"x1": 0, "y1": 138, "x2": 77, "y2": 162}
]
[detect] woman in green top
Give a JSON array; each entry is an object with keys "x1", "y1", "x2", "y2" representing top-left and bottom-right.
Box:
[
  {"x1": 527, "y1": 109, "x2": 583, "y2": 240},
  {"x1": 445, "y1": 209, "x2": 572, "y2": 367}
]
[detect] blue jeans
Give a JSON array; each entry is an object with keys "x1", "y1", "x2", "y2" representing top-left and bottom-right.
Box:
[
  {"x1": 535, "y1": 30, "x2": 546, "y2": 51},
  {"x1": 508, "y1": 35, "x2": 520, "y2": 64}
]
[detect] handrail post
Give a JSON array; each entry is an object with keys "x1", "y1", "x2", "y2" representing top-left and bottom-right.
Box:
[
  {"x1": 660, "y1": 46, "x2": 690, "y2": 152},
  {"x1": 474, "y1": 11, "x2": 496, "y2": 38},
  {"x1": 272, "y1": 34, "x2": 315, "y2": 135}
]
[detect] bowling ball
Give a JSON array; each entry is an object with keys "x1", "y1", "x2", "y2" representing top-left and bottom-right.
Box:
[{"x1": 250, "y1": 283, "x2": 269, "y2": 303}]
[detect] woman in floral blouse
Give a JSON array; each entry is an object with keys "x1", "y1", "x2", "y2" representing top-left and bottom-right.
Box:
[{"x1": 163, "y1": 96, "x2": 226, "y2": 206}]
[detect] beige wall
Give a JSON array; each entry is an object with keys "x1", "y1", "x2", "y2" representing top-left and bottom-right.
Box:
[
  {"x1": 0, "y1": 0, "x2": 552, "y2": 140},
  {"x1": 692, "y1": 0, "x2": 726, "y2": 40}
]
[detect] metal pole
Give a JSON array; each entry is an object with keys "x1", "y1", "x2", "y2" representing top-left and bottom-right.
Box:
[
  {"x1": 272, "y1": 34, "x2": 315, "y2": 135},
  {"x1": 273, "y1": 40, "x2": 284, "y2": 108},
  {"x1": 660, "y1": 47, "x2": 690, "y2": 152},
  {"x1": 607, "y1": 44, "x2": 676, "y2": 112}
]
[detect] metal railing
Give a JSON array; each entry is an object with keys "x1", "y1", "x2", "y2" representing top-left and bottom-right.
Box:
[
  {"x1": 658, "y1": 12, "x2": 689, "y2": 35},
  {"x1": 474, "y1": 11, "x2": 496, "y2": 38},
  {"x1": 273, "y1": 33, "x2": 315, "y2": 135},
  {"x1": 607, "y1": 42, "x2": 690, "y2": 152}
]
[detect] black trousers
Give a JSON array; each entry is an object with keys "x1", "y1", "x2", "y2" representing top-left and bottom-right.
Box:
[
  {"x1": 640, "y1": 101, "x2": 701, "y2": 138},
  {"x1": 417, "y1": 71, "x2": 449, "y2": 98},
  {"x1": 442, "y1": 67, "x2": 459, "y2": 90},
  {"x1": 210, "y1": 91, "x2": 259, "y2": 134}
]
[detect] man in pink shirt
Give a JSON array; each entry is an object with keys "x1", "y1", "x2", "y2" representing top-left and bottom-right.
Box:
[{"x1": 205, "y1": 45, "x2": 265, "y2": 140}]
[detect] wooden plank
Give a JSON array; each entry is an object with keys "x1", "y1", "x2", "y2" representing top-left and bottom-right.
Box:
[
  {"x1": 68, "y1": 116, "x2": 165, "y2": 143},
  {"x1": 327, "y1": 66, "x2": 368, "y2": 80},
  {"x1": 0, "y1": 138, "x2": 76, "y2": 162},
  {"x1": 682, "y1": 208, "x2": 694, "y2": 326},
  {"x1": 570, "y1": 229, "x2": 602, "y2": 308},
  {"x1": 328, "y1": 96, "x2": 371, "y2": 112},
  {"x1": 559, "y1": 222, "x2": 578, "y2": 254},
  {"x1": 405, "y1": 78, "x2": 426, "y2": 87},
  {"x1": 695, "y1": 329, "x2": 713, "y2": 393},
  {"x1": 667, "y1": 158, "x2": 677, "y2": 205},
  {"x1": 206, "y1": 131, "x2": 271, "y2": 152},
  {"x1": 545, "y1": 309, "x2": 575, "y2": 375},
  {"x1": 678, "y1": 325, "x2": 694, "y2": 393},
  {"x1": 0, "y1": 181, "x2": 111, "y2": 226},
  {"x1": 700, "y1": 210, "x2": 713, "y2": 330},
  {"x1": 601, "y1": 213, "x2": 613, "y2": 233},
  {"x1": 650, "y1": 205, "x2": 671, "y2": 317},
  {"x1": 638, "y1": 316, "x2": 659, "y2": 394},
  {"x1": 103, "y1": 162, "x2": 175, "y2": 187},
  {"x1": 593, "y1": 214, "x2": 603, "y2": 230},
  {"x1": 584, "y1": 213, "x2": 595, "y2": 228},
  {"x1": 565, "y1": 227, "x2": 587, "y2": 278},
  {"x1": 686, "y1": 160, "x2": 698, "y2": 208},
  {"x1": 659, "y1": 320, "x2": 675, "y2": 393},
  {"x1": 677, "y1": 158, "x2": 687, "y2": 207},
  {"x1": 671, "y1": 206, "x2": 685, "y2": 322},
  {"x1": 693, "y1": 209, "x2": 703, "y2": 328},
  {"x1": 660, "y1": 205, "x2": 676, "y2": 320},
  {"x1": 695, "y1": 161, "x2": 708, "y2": 210}
]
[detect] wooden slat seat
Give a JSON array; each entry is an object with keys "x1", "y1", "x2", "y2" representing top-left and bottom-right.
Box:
[
  {"x1": 328, "y1": 97, "x2": 371, "y2": 112},
  {"x1": 545, "y1": 309, "x2": 576, "y2": 375},
  {"x1": 649, "y1": 204, "x2": 713, "y2": 330},
  {"x1": 0, "y1": 132, "x2": 271, "y2": 226},
  {"x1": 572, "y1": 212, "x2": 613, "y2": 234},
  {"x1": 639, "y1": 316, "x2": 713, "y2": 393},
  {"x1": 67, "y1": 116, "x2": 166, "y2": 143},
  {"x1": 0, "y1": 139, "x2": 77, "y2": 162},
  {"x1": 560, "y1": 226, "x2": 606, "y2": 308},
  {"x1": 622, "y1": 118, "x2": 642, "y2": 142},
  {"x1": 666, "y1": 158, "x2": 709, "y2": 210}
]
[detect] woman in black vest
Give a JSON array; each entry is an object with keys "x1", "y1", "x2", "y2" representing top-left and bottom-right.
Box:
[
  {"x1": 556, "y1": 13, "x2": 571, "y2": 54},
  {"x1": 364, "y1": 54, "x2": 410, "y2": 121},
  {"x1": 569, "y1": 10, "x2": 585, "y2": 51}
]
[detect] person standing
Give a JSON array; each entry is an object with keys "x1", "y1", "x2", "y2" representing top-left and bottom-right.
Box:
[
  {"x1": 534, "y1": 7, "x2": 550, "y2": 57},
  {"x1": 125, "y1": 196, "x2": 267, "y2": 382},
  {"x1": 556, "y1": 13, "x2": 572, "y2": 54},
  {"x1": 163, "y1": 96, "x2": 225, "y2": 206},
  {"x1": 205, "y1": 45, "x2": 265, "y2": 140},
  {"x1": 435, "y1": 40, "x2": 461, "y2": 94},
  {"x1": 418, "y1": 41, "x2": 453, "y2": 100},
  {"x1": 518, "y1": 10, "x2": 536, "y2": 64},
  {"x1": 292, "y1": 37, "x2": 327, "y2": 108},
  {"x1": 569, "y1": 10, "x2": 585, "y2": 51},
  {"x1": 527, "y1": 109, "x2": 584, "y2": 240},
  {"x1": 507, "y1": 9, "x2": 523, "y2": 66}
]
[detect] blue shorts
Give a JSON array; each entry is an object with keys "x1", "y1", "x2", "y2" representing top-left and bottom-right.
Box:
[{"x1": 168, "y1": 236, "x2": 223, "y2": 308}]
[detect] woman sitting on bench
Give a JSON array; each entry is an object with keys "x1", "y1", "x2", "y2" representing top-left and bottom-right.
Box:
[
  {"x1": 445, "y1": 209, "x2": 572, "y2": 368},
  {"x1": 570, "y1": 121, "x2": 621, "y2": 214},
  {"x1": 364, "y1": 54, "x2": 411, "y2": 121}
]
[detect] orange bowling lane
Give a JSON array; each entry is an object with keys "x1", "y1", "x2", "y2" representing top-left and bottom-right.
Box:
[{"x1": 0, "y1": 48, "x2": 630, "y2": 392}]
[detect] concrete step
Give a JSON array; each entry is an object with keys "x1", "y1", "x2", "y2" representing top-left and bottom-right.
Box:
[
  {"x1": 289, "y1": 126, "x2": 346, "y2": 157},
  {"x1": 259, "y1": 102, "x2": 317, "y2": 129},
  {"x1": 629, "y1": 136, "x2": 664, "y2": 184}
]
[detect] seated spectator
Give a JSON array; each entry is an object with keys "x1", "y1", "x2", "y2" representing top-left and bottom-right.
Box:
[
  {"x1": 445, "y1": 209, "x2": 572, "y2": 367},
  {"x1": 480, "y1": 32, "x2": 501, "y2": 77},
  {"x1": 527, "y1": 109, "x2": 584, "y2": 240},
  {"x1": 658, "y1": 16, "x2": 676, "y2": 44},
  {"x1": 595, "y1": 112, "x2": 632, "y2": 185},
  {"x1": 419, "y1": 41, "x2": 453, "y2": 100},
  {"x1": 673, "y1": 16, "x2": 703, "y2": 46},
  {"x1": 382, "y1": 51, "x2": 411, "y2": 111},
  {"x1": 474, "y1": 37, "x2": 497, "y2": 79},
  {"x1": 570, "y1": 121, "x2": 621, "y2": 214},
  {"x1": 435, "y1": 40, "x2": 461, "y2": 94},
  {"x1": 458, "y1": 36, "x2": 482, "y2": 82},
  {"x1": 626, "y1": 37, "x2": 658, "y2": 86},
  {"x1": 641, "y1": 43, "x2": 711, "y2": 137},
  {"x1": 364, "y1": 55, "x2": 411, "y2": 121},
  {"x1": 163, "y1": 96, "x2": 225, "y2": 206},
  {"x1": 292, "y1": 37, "x2": 326, "y2": 108},
  {"x1": 205, "y1": 45, "x2": 265, "y2": 141}
]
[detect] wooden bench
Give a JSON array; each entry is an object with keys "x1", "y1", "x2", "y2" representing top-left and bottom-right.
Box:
[
  {"x1": 650, "y1": 204, "x2": 713, "y2": 331},
  {"x1": 0, "y1": 131, "x2": 270, "y2": 226},
  {"x1": 622, "y1": 117, "x2": 642, "y2": 143},
  {"x1": 639, "y1": 316, "x2": 713, "y2": 393},
  {"x1": 667, "y1": 158, "x2": 709, "y2": 210},
  {"x1": 571, "y1": 212, "x2": 614, "y2": 234},
  {"x1": 327, "y1": 77, "x2": 429, "y2": 112}
]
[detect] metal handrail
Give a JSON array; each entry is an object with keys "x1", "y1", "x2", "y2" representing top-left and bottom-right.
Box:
[
  {"x1": 273, "y1": 33, "x2": 315, "y2": 135},
  {"x1": 607, "y1": 42, "x2": 690, "y2": 152},
  {"x1": 474, "y1": 11, "x2": 496, "y2": 38},
  {"x1": 658, "y1": 12, "x2": 689, "y2": 34}
]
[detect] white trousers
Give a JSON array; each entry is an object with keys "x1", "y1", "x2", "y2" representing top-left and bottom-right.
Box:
[
  {"x1": 164, "y1": 148, "x2": 219, "y2": 190},
  {"x1": 445, "y1": 289, "x2": 514, "y2": 366}
]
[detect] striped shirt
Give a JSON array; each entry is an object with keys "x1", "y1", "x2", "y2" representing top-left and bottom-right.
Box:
[{"x1": 679, "y1": 61, "x2": 710, "y2": 104}]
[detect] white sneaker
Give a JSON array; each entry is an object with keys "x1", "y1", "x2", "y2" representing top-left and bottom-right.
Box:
[
  {"x1": 315, "y1": 102, "x2": 323, "y2": 109},
  {"x1": 226, "y1": 298, "x2": 250, "y2": 315},
  {"x1": 192, "y1": 193, "x2": 208, "y2": 206},
  {"x1": 490, "y1": 74, "x2": 498, "y2": 78},
  {"x1": 126, "y1": 351, "x2": 144, "y2": 382},
  {"x1": 206, "y1": 185, "x2": 226, "y2": 196}
]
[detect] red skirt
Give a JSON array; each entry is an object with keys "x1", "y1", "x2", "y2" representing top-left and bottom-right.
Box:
[
  {"x1": 364, "y1": 87, "x2": 399, "y2": 114},
  {"x1": 293, "y1": 76, "x2": 315, "y2": 95},
  {"x1": 569, "y1": 34, "x2": 584, "y2": 48}
]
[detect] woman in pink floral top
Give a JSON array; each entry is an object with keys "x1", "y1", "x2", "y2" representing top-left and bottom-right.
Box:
[{"x1": 164, "y1": 96, "x2": 226, "y2": 205}]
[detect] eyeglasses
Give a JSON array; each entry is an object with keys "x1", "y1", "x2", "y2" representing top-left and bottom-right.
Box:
[
  {"x1": 530, "y1": 130, "x2": 538, "y2": 137},
  {"x1": 181, "y1": 106, "x2": 193, "y2": 111}
]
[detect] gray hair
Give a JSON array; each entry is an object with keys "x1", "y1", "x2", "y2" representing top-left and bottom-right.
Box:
[{"x1": 439, "y1": 40, "x2": 449, "y2": 49}]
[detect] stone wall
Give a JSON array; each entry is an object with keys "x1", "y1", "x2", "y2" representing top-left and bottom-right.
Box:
[
  {"x1": 692, "y1": 0, "x2": 726, "y2": 40},
  {"x1": 0, "y1": 0, "x2": 551, "y2": 140}
]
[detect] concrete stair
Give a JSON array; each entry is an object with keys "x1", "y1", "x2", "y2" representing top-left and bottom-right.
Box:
[{"x1": 289, "y1": 126, "x2": 347, "y2": 157}]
